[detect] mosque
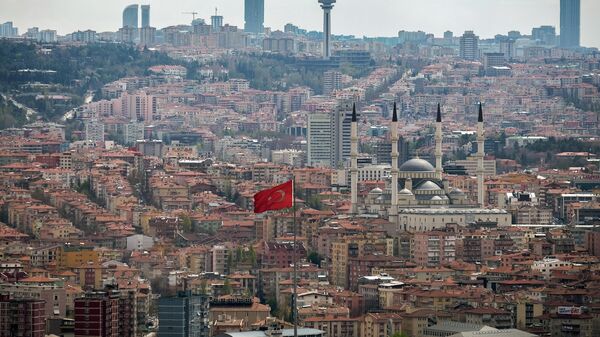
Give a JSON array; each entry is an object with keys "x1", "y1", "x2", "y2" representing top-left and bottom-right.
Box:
[{"x1": 349, "y1": 103, "x2": 512, "y2": 231}]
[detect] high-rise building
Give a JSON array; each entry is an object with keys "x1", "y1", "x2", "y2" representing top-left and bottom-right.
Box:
[
  {"x1": 244, "y1": 0, "x2": 264, "y2": 34},
  {"x1": 39, "y1": 29, "x2": 57, "y2": 43},
  {"x1": 499, "y1": 39, "x2": 515, "y2": 60},
  {"x1": 0, "y1": 295, "x2": 45, "y2": 337},
  {"x1": 25, "y1": 27, "x2": 39, "y2": 40},
  {"x1": 307, "y1": 102, "x2": 354, "y2": 168},
  {"x1": 532, "y1": 25, "x2": 556, "y2": 46},
  {"x1": 122, "y1": 4, "x2": 139, "y2": 28},
  {"x1": 0, "y1": 21, "x2": 18, "y2": 37},
  {"x1": 122, "y1": 92, "x2": 158, "y2": 122},
  {"x1": 71, "y1": 30, "x2": 97, "y2": 43},
  {"x1": 74, "y1": 291, "x2": 120, "y2": 337},
  {"x1": 139, "y1": 27, "x2": 156, "y2": 46},
  {"x1": 459, "y1": 31, "x2": 479, "y2": 61},
  {"x1": 376, "y1": 137, "x2": 409, "y2": 167},
  {"x1": 84, "y1": 120, "x2": 105, "y2": 143},
  {"x1": 158, "y1": 291, "x2": 210, "y2": 337},
  {"x1": 483, "y1": 52, "x2": 506, "y2": 69},
  {"x1": 323, "y1": 70, "x2": 342, "y2": 95},
  {"x1": 141, "y1": 5, "x2": 150, "y2": 28},
  {"x1": 211, "y1": 10, "x2": 224, "y2": 32},
  {"x1": 560, "y1": 0, "x2": 580, "y2": 48}
]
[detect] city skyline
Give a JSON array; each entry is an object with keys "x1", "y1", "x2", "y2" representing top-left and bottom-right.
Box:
[{"x1": 1, "y1": 0, "x2": 600, "y2": 47}]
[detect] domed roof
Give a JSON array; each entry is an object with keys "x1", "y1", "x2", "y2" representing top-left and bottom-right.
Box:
[
  {"x1": 415, "y1": 181, "x2": 442, "y2": 191},
  {"x1": 369, "y1": 187, "x2": 383, "y2": 194},
  {"x1": 399, "y1": 188, "x2": 413, "y2": 195},
  {"x1": 449, "y1": 188, "x2": 464, "y2": 195},
  {"x1": 399, "y1": 158, "x2": 435, "y2": 172},
  {"x1": 431, "y1": 195, "x2": 443, "y2": 201}
]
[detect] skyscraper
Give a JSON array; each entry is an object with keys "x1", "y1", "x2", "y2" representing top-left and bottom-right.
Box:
[
  {"x1": 244, "y1": 0, "x2": 264, "y2": 34},
  {"x1": 307, "y1": 101, "x2": 354, "y2": 168},
  {"x1": 459, "y1": 30, "x2": 479, "y2": 61},
  {"x1": 560, "y1": 0, "x2": 580, "y2": 48},
  {"x1": 122, "y1": 4, "x2": 139, "y2": 28},
  {"x1": 141, "y1": 5, "x2": 150, "y2": 28}
]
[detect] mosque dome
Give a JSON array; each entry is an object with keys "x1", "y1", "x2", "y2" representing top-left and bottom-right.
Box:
[
  {"x1": 399, "y1": 158, "x2": 435, "y2": 172},
  {"x1": 415, "y1": 180, "x2": 442, "y2": 191},
  {"x1": 370, "y1": 187, "x2": 383, "y2": 194},
  {"x1": 449, "y1": 188, "x2": 465, "y2": 195},
  {"x1": 399, "y1": 188, "x2": 413, "y2": 195}
]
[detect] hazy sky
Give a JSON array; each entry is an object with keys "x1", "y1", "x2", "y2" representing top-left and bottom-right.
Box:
[{"x1": 1, "y1": 0, "x2": 599, "y2": 47}]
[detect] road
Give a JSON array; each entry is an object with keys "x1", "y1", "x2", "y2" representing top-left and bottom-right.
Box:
[{"x1": 1, "y1": 92, "x2": 39, "y2": 122}]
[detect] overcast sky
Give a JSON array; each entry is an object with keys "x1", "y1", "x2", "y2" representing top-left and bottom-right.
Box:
[{"x1": 1, "y1": 0, "x2": 599, "y2": 47}]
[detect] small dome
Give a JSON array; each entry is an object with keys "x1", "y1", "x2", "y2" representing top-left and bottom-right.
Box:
[
  {"x1": 449, "y1": 188, "x2": 464, "y2": 195},
  {"x1": 415, "y1": 181, "x2": 442, "y2": 191},
  {"x1": 431, "y1": 196, "x2": 443, "y2": 201},
  {"x1": 370, "y1": 187, "x2": 383, "y2": 194},
  {"x1": 399, "y1": 158, "x2": 435, "y2": 172},
  {"x1": 399, "y1": 188, "x2": 413, "y2": 195}
]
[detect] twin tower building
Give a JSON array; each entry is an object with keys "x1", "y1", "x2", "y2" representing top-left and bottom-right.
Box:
[{"x1": 348, "y1": 103, "x2": 491, "y2": 230}]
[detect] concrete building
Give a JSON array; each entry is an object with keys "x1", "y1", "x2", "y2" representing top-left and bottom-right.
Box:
[
  {"x1": 39, "y1": 29, "x2": 57, "y2": 43},
  {"x1": 0, "y1": 295, "x2": 45, "y2": 337},
  {"x1": 560, "y1": 0, "x2": 580, "y2": 48},
  {"x1": 483, "y1": 52, "x2": 506, "y2": 69},
  {"x1": 323, "y1": 70, "x2": 342, "y2": 95},
  {"x1": 413, "y1": 230, "x2": 457, "y2": 267},
  {"x1": 0, "y1": 21, "x2": 18, "y2": 37},
  {"x1": 74, "y1": 291, "x2": 120, "y2": 337},
  {"x1": 71, "y1": 30, "x2": 97, "y2": 43},
  {"x1": 211, "y1": 12, "x2": 224, "y2": 32},
  {"x1": 84, "y1": 119, "x2": 105, "y2": 143},
  {"x1": 460, "y1": 31, "x2": 479, "y2": 61},
  {"x1": 307, "y1": 102, "x2": 354, "y2": 168},
  {"x1": 532, "y1": 25, "x2": 556, "y2": 45},
  {"x1": 318, "y1": 0, "x2": 336, "y2": 58}
]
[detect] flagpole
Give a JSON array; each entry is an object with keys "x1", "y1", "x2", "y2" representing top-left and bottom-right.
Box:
[{"x1": 292, "y1": 177, "x2": 298, "y2": 337}]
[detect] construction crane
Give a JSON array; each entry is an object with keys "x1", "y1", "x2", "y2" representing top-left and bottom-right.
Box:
[{"x1": 182, "y1": 11, "x2": 199, "y2": 20}]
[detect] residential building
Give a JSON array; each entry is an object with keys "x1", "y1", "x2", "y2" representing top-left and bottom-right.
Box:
[
  {"x1": 74, "y1": 291, "x2": 120, "y2": 337},
  {"x1": 323, "y1": 70, "x2": 343, "y2": 96},
  {"x1": 460, "y1": 31, "x2": 479, "y2": 61},
  {"x1": 413, "y1": 230, "x2": 457, "y2": 267},
  {"x1": 0, "y1": 295, "x2": 45, "y2": 337}
]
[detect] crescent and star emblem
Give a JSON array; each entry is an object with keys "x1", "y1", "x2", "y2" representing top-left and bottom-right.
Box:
[{"x1": 267, "y1": 190, "x2": 286, "y2": 203}]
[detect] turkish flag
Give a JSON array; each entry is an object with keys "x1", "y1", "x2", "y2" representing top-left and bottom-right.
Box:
[{"x1": 253, "y1": 180, "x2": 293, "y2": 213}]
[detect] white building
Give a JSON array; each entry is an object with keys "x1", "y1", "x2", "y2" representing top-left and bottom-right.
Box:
[
  {"x1": 84, "y1": 120, "x2": 105, "y2": 143},
  {"x1": 271, "y1": 149, "x2": 305, "y2": 167},
  {"x1": 531, "y1": 257, "x2": 573, "y2": 279},
  {"x1": 126, "y1": 234, "x2": 155, "y2": 251}
]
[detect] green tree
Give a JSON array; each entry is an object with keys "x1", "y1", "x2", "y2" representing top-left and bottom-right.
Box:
[
  {"x1": 223, "y1": 278, "x2": 232, "y2": 295},
  {"x1": 389, "y1": 332, "x2": 409, "y2": 337},
  {"x1": 307, "y1": 251, "x2": 323, "y2": 267},
  {"x1": 180, "y1": 215, "x2": 193, "y2": 233}
]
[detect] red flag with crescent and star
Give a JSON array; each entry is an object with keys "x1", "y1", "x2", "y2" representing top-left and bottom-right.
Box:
[{"x1": 253, "y1": 180, "x2": 293, "y2": 213}]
